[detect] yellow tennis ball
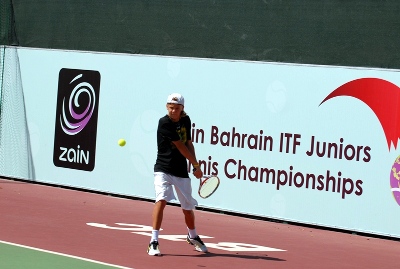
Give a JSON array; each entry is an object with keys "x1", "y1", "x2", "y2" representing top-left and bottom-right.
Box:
[{"x1": 118, "y1": 139, "x2": 126, "y2": 147}]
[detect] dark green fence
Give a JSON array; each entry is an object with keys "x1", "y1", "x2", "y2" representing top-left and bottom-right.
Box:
[{"x1": 1, "y1": 0, "x2": 400, "y2": 68}]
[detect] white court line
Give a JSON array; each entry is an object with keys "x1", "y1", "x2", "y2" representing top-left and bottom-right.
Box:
[{"x1": 0, "y1": 240, "x2": 134, "y2": 269}]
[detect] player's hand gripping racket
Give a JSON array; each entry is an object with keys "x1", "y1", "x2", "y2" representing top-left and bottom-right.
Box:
[{"x1": 198, "y1": 176, "x2": 220, "y2": 198}]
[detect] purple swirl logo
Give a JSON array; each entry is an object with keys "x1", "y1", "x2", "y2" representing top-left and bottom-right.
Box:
[
  {"x1": 54, "y1": 68, "x2": 100, "y2": 171},
  {"x1": 60, "y1": 75, "x2": 96, "y2": 135},
  {"x1": 390, "y1": 155, "x2": 400, "y2": 206}
]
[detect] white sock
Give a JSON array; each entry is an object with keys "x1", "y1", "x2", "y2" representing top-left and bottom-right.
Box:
[
  {"x1": 151, "y1": 230, "x2": 159, "y2": 242},
  {"x1": 188, "y1": 228, "x2": 197, "y2": 238}
]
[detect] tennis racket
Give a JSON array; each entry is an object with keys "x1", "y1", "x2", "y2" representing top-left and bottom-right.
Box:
[{"x1": 198, "y1": 176, "x2": 220, "y2": 198}]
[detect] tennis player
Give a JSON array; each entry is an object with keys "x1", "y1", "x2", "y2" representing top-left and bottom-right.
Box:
[{"x1": 147, "y1": 93, "x2": 208, "y2": 256}]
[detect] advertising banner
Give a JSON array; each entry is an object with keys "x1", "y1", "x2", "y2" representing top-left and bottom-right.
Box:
[{"x1": 5, "y1": 47, "x2": 400, "y2": 237}]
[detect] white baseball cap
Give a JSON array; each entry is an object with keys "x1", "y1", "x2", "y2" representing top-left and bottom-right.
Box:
[{"x1": 166, "y1": 93, "x2": 184, "y2": 106}]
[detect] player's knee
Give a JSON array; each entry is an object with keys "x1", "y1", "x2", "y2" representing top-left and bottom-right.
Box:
[
  {"x1": 182, "y1": 208, "x2": 192, "y2": 212},
  {"x1": 155, "y1": 200, "x2": 167, "y2": 208},
  {"x1": 182, "y1": 209, "x2": 194, "y2": 216}
]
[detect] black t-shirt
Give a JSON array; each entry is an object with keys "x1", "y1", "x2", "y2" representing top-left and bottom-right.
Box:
[{"x1": 154, "y1": 115, "x2": 192, "y2": 178}]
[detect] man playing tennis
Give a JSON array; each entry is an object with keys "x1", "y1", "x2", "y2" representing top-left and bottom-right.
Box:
[{"x1": 147, "y1": 93, "x2": 208, "y2": 256}]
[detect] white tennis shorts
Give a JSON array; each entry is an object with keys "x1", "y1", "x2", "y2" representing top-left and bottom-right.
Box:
[{"x1": 154, "y1": 172, "x2": 198, "y2": 210}]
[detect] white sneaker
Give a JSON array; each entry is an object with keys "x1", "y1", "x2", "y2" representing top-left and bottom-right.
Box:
[
  {"x1": 186, "y1": 234, "x2": 208, "y2": 253},
  {"x1": 147, "y1": 241, "x2": 161, "y2": 256}
]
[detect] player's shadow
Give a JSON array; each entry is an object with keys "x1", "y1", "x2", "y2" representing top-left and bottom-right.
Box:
[{"x1": 163, "y1": 251, "x2": 285, "y2": 261}]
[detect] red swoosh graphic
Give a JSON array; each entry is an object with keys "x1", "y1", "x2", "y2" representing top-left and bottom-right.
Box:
[{"x1": 320, "y1": 78, "x2": 400, "y2": 150}]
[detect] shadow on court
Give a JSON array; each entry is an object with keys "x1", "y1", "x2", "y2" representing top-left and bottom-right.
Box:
[{"x1": 162, "y1": 252, "x2": 286, "y2": 262}]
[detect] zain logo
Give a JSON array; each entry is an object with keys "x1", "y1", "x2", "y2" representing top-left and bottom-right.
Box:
[
  {"x1": 60, "y1": 74, "x2": 96, "y2": 135},
  {"x1": 53, "y1": 68, "x2": 101, "y2": 171}
]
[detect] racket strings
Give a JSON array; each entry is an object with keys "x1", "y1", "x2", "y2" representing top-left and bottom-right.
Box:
[{"x1": 199, "y1": 177, "x2": 219, "y2": 198}]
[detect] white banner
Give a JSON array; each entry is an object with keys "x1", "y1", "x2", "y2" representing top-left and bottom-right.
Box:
[{"x1": 4, "y1": 47, "x2": 400, "y2": 237}]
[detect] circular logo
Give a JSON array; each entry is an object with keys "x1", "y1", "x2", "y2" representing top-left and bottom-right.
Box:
[
  {"x1": 390, "y1": 155, "x2": 400, "y2": 206},
  {"x1": 60, "y1": 81, "x2": 96, "y2": 135}
]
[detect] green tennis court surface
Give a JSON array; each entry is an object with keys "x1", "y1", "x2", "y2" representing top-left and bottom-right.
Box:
[{"x1": 0, "y1": 241, "x2": 131, "y2": 269}]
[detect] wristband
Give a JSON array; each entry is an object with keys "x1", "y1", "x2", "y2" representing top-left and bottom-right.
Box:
[{"x1": 193, "y1": 163, "x2": 200, "y2": 167}]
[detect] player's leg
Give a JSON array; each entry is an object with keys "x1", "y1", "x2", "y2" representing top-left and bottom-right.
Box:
[
  {"x1": 181, "y1": 209, "x2": 208, "y2": 252},
  {"x1": 182, "y1": 208, "x2": 195, "y2": 230},
  {"x1": 148, "y1": 173, "x2": 175, "y2": 256},
  {"x1": 152, "y1": 200, "x2": 167, "y2": 230},
  {"x1": 148, "y1": 200, "x2": 165, "y2": 256},
  {"x1": 173, "y1": 177, "x2": 208, "y2": 253}
]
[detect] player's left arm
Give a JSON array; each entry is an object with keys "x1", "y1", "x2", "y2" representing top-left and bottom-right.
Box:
[
  {"x1": 172, "y1": 140, "x2": 203, "y2": 178},
  {"x1": 186, "y1": 140, "x2": 203, "y2": 178}
]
